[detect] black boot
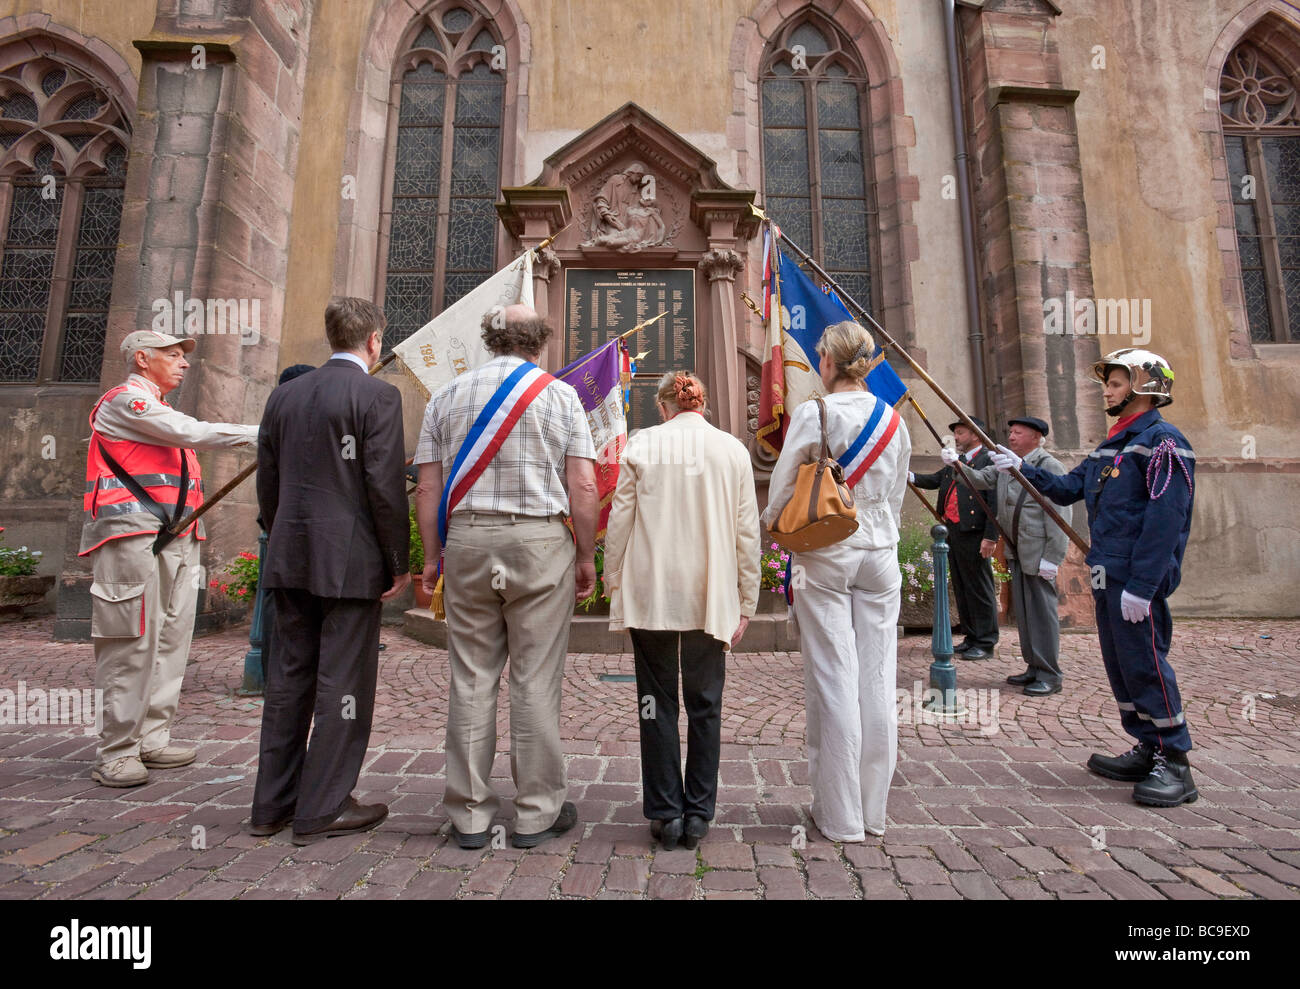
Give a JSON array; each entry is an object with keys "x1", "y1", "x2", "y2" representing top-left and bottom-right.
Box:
[
  {"x1": 1133, "y1": 751, "x2": 1198, "y2": 807},
  {"x1": 1086, "y1": 742, "x2": 1155, "y2": 782}
]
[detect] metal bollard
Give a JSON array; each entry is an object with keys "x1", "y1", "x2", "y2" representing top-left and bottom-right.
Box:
[
  {"x1": 922, "y1": 523, "x2": 966, "y2": 718},
  {"x1": 237, "y1": 529, "x2": 268, "y2": 696}
]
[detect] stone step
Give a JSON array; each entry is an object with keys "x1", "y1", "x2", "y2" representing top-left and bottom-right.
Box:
[{"x1": 403, "y1": 607, "x2": 805, "y2": 653}]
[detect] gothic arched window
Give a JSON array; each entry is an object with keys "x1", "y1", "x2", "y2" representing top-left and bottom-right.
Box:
[
  {"x1": 379, "y1": 1, "x2": 506, "y2": 347},
  {"x1": 1221, "y1": 38, "x2": 1300, "y2": 343},
  {"x1": 760, "y1": 14, "x2": 878, "y2": 314},
  {"x1": 0, "y1": 54, "x2": 129, "y2": 382}
]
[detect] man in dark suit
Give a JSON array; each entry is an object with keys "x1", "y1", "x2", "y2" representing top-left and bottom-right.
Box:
[
  {"x1": 250, "y1": 298, "x2": 410, "y2": 845},
  {"x1": 910, "y1": 417, "x2": 1000, "y2": 658}
]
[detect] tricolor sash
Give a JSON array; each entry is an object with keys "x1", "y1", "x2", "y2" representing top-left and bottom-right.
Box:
[
  {"x1": 837, "y1": 396, "x2": 902, "y2": 488},
  {"x1": 437, "y1": 360, "x2": 556, "y2": 545}
]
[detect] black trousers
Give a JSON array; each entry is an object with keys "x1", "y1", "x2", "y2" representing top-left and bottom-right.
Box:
[
  {"x1": 948, "y1": 529, "x2": 999, "y2": 649},
  {"x1": 251, "y1": 588, "x2": 381, "y2": 831},
  {"x1": 629, "y1": 628, "x2": 725, "y2": 822}
]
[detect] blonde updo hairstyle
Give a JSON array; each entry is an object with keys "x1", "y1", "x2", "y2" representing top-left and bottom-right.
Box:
[
  {"x1": 817, "y1": 320, "x2": 875, "y2": 382},
  {"x1": 656, "y1": 371, "x2": 707, "y2": 414}
]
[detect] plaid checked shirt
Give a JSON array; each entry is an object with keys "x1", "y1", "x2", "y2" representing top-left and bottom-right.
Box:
[{"x1": 414, "y1": 355, "x2": 597, "y2": 518}]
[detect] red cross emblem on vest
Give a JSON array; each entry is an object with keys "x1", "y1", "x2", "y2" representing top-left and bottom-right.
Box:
[{"x1": 129, "y1": 398, "x2": 148, "y2": 416}]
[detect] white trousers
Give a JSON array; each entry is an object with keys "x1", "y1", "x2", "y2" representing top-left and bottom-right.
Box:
[{"x1": 792, "y1": 536, "x2": 901, "y2": 840}]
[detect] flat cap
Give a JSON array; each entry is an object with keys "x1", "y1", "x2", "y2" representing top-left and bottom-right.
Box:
[{"x1": 1008, "y1": 415, "x2": 1049, "y2": 437}]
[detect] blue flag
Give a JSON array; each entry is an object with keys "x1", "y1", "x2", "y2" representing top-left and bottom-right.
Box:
[{"x1": 774, "y1": 246, "x2": 909, "y2": 409}]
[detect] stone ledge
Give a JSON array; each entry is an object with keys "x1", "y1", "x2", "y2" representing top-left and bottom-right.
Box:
[{"x1": 403, "y1": 608, "x2": 803, "y2": 653}]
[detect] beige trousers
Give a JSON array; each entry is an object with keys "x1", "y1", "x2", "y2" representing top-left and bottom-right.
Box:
[
  {"x1": 89, "y1": 531, "x2": 200, "y2": 764},
  {"x1": 442, "y1": 513, "x2": 575, "y2": 835}
]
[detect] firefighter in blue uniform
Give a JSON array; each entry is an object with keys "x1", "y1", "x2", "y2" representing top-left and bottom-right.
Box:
[{"x1": 990, "y1": 349, "x2": 1197, "y2": 807}]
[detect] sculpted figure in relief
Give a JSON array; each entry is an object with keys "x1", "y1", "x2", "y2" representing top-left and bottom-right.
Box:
[{"x1": 582, "y1": 160, "x2": 666, "y2": 252}]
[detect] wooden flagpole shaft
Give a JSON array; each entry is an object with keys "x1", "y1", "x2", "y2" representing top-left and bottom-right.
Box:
[
  {"x1": 909, "y1": 480, "x2": 942, "y2": 521},
  {"x1": 771, "y1": 222, "x2": 1090, "y2": 557},
  {"x1": 162, "y1": 458, "x2": 256, "y2": 539},
  {"x1": 905, "y1": 394, "x2": 1018, "y2": 552}
]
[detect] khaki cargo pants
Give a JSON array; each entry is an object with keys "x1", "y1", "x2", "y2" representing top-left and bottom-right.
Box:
[{"x1": 89, "y1": 531, "x2": 200, "y2": 765}]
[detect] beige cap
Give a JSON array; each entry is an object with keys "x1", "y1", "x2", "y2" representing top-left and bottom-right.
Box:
[{"x1": 120, "y1": 330, "x2": 197, "y2": 356}]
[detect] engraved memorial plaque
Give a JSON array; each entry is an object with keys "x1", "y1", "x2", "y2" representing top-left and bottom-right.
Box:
[{"x1": 564, "y1": 268, "x2": 696, "y2": 430}]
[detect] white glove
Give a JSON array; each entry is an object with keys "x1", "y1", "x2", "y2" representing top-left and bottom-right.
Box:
[
  {"x1": 1120, "y1": 589, "x2": 1151, "y2": 623},
  {"x1": 990, "y1": 443, "x2": 1022, "y2": 472},
  {"x1": 907, "y1": 471, "x2": 915, "y2": 484},
  {"x1": 940, "y1": 447, "x2": 959, "y2": 466},
  {"x1": 1038, "y1": 560, "x2": 1058, "y2": 582}
]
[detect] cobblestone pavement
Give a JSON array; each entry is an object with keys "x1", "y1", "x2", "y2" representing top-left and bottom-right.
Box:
[{"x1": 1, "y1": 615, "x2": 1298, "y2": 900}]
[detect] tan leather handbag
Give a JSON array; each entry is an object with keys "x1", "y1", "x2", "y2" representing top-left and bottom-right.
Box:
[{"x1": 769, "y1": 398, "x2": 858, "y2": 552}]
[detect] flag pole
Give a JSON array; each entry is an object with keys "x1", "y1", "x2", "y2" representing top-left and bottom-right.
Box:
[
  {"x1": 904, "y1": 393, "x2": 1019, "y2": 553},
  {"x1": 909, "y1": 481, "x2": 943, "y2": 521},
  {"x1": 759, "y1": 206, "x2": 1090, "y2": 556}
]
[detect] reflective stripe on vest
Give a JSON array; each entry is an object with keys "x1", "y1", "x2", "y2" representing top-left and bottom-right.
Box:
[{"x1": 86, "y1": 475, "x2": 204, "y2": 494}]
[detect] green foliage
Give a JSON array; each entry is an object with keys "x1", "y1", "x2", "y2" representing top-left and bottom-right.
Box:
[
  {"x1": 209, "y1": 550, "x2": 259, "y2": 603},
  {"x1": 409, "y1": 504, "x2": 424, "y2": 573},
  {"x1": 760, "y1": 542, "x2": 791, "y2": 592},
  {"x1": 576, "y1": 544, "x2": 606, "y2": 612},
  {"x1": 0, "y1": 528, "x2": 42, "y2": 577},
  {"x1": 897, "y1": 521, "x2": 1012, "y2": 607},
  {"x1": 897, "y1": 522, "x2": 936, "y2": 601}
]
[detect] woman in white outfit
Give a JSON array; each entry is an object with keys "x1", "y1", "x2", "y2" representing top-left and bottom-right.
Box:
[{"x1": 761, "y1": 321, "x2": 911, "y2": 841}]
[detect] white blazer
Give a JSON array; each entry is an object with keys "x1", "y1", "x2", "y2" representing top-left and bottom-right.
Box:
[
  {"x1": 604, "y1": 411, "x2": 761, "y2": 649},
  {"x1": 761, "y1": 391, "x2": 911, "y2": 550}
]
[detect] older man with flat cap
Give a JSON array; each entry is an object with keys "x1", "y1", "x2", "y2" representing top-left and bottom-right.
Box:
[
  {"x1": 80, "y1": 330, "x2": 260, "y2": 786},
  {"x1": 964, "y1": 416, "x2": 1072, "y2": 695}
]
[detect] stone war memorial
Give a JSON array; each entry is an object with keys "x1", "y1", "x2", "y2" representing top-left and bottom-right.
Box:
[{"x1": 0, "y1": 0, "x2": 1297, "y2": 939}]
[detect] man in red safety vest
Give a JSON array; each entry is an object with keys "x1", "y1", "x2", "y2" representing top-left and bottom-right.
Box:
[{"x1": 81, "y1": 330, "x2": 259, "y2": 787}]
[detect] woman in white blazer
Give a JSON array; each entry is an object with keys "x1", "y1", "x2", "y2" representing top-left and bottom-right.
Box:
[
  {"x1": 761, "y1": 322, "x2": 911, "y2": 841},
  {"x1": 604, "y1": 372, "x2": 761, "y2": 850}
]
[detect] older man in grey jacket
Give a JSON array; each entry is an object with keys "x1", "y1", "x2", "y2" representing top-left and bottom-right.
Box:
[{"x1": 960, "y1": 416, "x2": 1072, "y2": 696}]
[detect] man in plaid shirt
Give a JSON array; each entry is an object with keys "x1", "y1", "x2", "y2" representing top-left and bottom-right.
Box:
[{"x1": 414, "y1": 304, "x2": 598, "y2": 849}]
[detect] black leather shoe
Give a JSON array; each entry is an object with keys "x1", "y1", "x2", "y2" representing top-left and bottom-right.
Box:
[
  {"x1": 953, "y1": 640, "x2": 974, "y2": 653},
  {"x1": 681, "y1": 815, "x2": 709, "y2": 850},
  {"x1": 959, "y1": 647, "x2": 991, "y2": 660},
  {"x1": 1133, "y1": 752, "x2": 1198, "y2": 807},
  {"x1": 513, "y1": 800, "x2": 578, "y2": 848},
  {"x1": 450, "y1": 823, "x2": 490, "y2": 850},
  {"x1": 1006, "y1": 670, "x2": 1036, "y2": 686},
  {"x1": 248, "y1": 815, "x2": 292, "y2": 836},
  {"x1": 650, "y1": 817, "x2": 684, "y2": 850},
  {"x1": 1087, "y1": 742, "x2": 1155, "y2": 782},
  {"x1": 1023, "y1": 680, "x2": 1062, "y2": 696},
  {"x1": 291, "y1": 798, "x2": 388, "y2": 846}
]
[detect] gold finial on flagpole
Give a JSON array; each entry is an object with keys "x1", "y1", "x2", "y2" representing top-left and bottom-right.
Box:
[{"x1": 618, "y1": 310, "x2": 668, "y2": 340}]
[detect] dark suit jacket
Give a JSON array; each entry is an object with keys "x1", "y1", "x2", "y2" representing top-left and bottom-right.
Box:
[
  {"x1": 912, "y1": 446, "x2": 999, "y2": 540},
  {"x1": 257, "y1": 358, "x2": 409, "y2": 599}
]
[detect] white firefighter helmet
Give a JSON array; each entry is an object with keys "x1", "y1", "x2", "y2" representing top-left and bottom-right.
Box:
[{"x1": 1092, "y1": 348, "x2": 1174, "y2": 409}]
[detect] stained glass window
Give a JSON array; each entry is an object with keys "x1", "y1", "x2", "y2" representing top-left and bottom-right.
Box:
[
  {"x1": 1221, "y1": 40, "x2": 1300, "y2": 343},
  {"x1": 760, "y1": 15, "x2": 877, "y2": 315},
  {"x1": 0, "y1": 52, "x2": 130, "y2": 382},
  {"x1": 382, "y1": 2, "x2": 505, "y2": 347}
]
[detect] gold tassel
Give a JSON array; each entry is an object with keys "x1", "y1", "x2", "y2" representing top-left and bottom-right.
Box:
[{"x1": 431, "y1": 573, "x2": 445, "y2": 621}]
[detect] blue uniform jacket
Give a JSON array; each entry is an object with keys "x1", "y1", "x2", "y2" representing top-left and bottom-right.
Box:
[{"x1": 1016, "y1": 409, "x2": 1195, "y2": 601}]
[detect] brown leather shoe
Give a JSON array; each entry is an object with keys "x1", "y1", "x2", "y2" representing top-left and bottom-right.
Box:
[
  {"x1": 291, "y1": 798, "x2": 388, "y2": 846},
  {"x1": 248, "y1": 816, "x2": 293, "y2": 836}
]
